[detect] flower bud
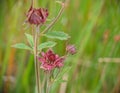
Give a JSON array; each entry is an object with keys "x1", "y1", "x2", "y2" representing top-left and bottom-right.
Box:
[
  {"x1": 26, "y1": 5, "x2": 49, "y2": 25},
  {"x1": 66, "y1": 45, "x2": 76, "y2": 55}
]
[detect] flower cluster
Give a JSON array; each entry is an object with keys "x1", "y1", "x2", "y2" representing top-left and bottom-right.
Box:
[
  {"x1": 26, "y1": 4, "x2": 49, "y2": 25},
  {"x1": 38, "y1": 49, "x2": 65, "y2": 71}
]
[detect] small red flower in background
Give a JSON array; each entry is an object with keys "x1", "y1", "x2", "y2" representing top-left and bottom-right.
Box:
[
  {"x1": 114, "y1": 35, "x2": 120, "y2": 42},
  {"x1": 66, "y1": 45, "x2": 76, "y2": 55},
  {"x1": 38, "y1": 49, "x2": 65, "y2": 71},
  {"x1": 26, "y1": 3, "x2": 49, "y2": 25}
]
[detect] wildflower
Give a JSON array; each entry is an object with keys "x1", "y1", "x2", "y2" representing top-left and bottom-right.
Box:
[
  {"x1": 38, "y1": 49, "x2": 65, "y2": 71},
  {"x1": 26, "y1": 3, "x2": 49, "y2": 25},
  {"x1": 66, "y1": 45, "x2": 76, "y2": 55},
  {"x1": 114, "y1": 35, "x2": 120, "y2": 42}
]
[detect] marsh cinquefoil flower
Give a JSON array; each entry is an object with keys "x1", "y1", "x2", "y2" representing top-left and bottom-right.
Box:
[
  {"x1": 26, "y1": 3, "x2": 49, "y2": 25},
  {"x1": 38, "y1": 49, "x2": 65, "y2": 71}
]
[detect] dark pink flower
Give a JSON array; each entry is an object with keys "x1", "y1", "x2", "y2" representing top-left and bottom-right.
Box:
[
  {"x1": 26, "y1": 3, "x2": 49, "y2": 25},
  {"x1": 66, "y1": 45, "x2": 76, "y2": 55},
  {"x1": 38, "y1": 49, "x2": 65, "y2": 71}
]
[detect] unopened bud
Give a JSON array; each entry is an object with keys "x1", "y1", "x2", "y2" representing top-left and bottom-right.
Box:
[{"x1": 66, "y1": 45, "x2": 76, "y2": 55}]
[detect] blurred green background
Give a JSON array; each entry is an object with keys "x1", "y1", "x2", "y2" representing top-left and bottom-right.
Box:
[{"x1": 0, "y1": 0, "x2": 120, "y2": 93}]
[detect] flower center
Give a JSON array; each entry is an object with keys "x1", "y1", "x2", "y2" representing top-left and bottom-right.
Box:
[{"x1": 48, "y1": 54, "x2": 56, "y2": 62}]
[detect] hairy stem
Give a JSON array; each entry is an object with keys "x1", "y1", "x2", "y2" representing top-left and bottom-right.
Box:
[
  {"x1": 41, "y1": 3, "x2": 65, "y2": 34},
  {"x1": 36, "y1": 26, "x2": 41, "y2": 93},
  {"x1": 34, "y1": 26, "x2": 40, "y2": 93}
]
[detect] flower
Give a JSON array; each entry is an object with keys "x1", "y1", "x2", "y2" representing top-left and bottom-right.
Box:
[
  {"x1": 38, "y1": 49, "x2": 65, "y2": 71},
  {"x1": 26, "y1": 4, "x2": 49, "y2": 25},
  {"x1": 66, "y1": 45, "x2": 76, "y2": 55},
  {"x1": 114, "y1": 35, "x2": 120, "y2": 42}
]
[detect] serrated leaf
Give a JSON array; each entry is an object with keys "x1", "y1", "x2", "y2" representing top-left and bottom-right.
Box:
[
  {"x1": 44, "y1": 31, "x2": 70, "y2": 40},
  {"x1": 25, "y1": 33, "x2": 34, "y2": 47},
  {"x1": 38, "y1": 41, "x2": 56, "y2": 50},
  {"x1": 12, "y1": 43, "x2": 32, "y2": 50}
]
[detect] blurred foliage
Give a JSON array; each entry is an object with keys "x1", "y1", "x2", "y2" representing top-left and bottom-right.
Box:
[{"x1": 0, "y1": 0, "x2": 120, "y2": 93}]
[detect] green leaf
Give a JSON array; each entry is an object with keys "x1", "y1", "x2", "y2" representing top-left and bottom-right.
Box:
[
  {"x1": 56, "y1": 67, "x2": 71, "y2": 81},
  {"x1": 38, "y1": 41, "x2": 56, "y2": 50},
  {"x1": 25, "y1": 33, "x2": 34, "y2": 47},
  {"x1": 52, "y1": 67, "x2": 70, "y2": 85},
  {"x1": 43, "y1": 31, "x2": 70, "y2": 40},
  {"x1": 54, "y1": 79, "x2": 67, "y2": 85},
  {"x1": 12, "y1": 43, "x2": 32, "y2": 50}
]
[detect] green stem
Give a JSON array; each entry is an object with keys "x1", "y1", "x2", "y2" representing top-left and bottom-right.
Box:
[
  {"x1": 36, "y1": 26, "x2": 41, "y2": 93},
  {"x1": 46, "y1": 72, "x2": 50, "y2": 93},
  {"x1": 41, "y1": 4, "x2": 65, "y2": 34},
  {"x1": 34, "y1": 26, "x2": 40, "y2": 93}
]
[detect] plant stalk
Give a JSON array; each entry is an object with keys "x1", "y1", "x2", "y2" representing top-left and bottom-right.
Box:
[
  {"x1": 41, "y1": 3, "x2": 65, "y2": 34},
  {"x1": 46, "y1": 72, "x2": 50, "y2": 93},
  {"x1": 34, "y1": 26, "x2": 40, "y2": 93}
]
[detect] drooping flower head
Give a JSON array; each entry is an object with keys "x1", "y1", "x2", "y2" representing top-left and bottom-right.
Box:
[
  {"x1": 38, "y1": 49, "x2": 65, "y2": 71},
  {"x1": 26, "y1": 1, "x2": 49, "y2": 25},
  {"x1": 66, "y1": 45, "x2": 76, "y2": 55}
]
